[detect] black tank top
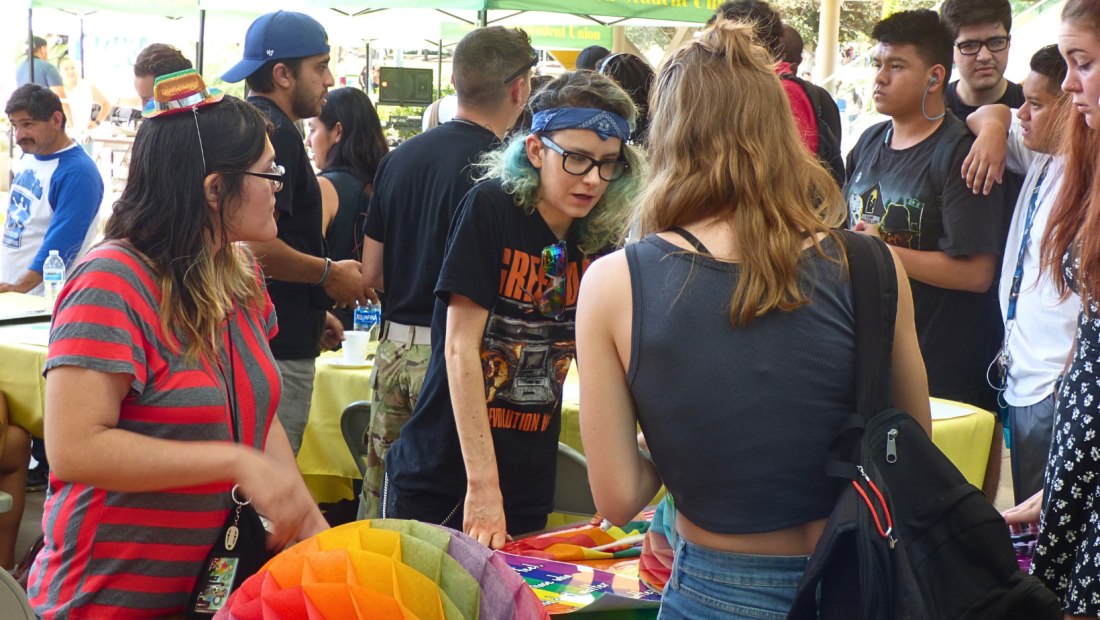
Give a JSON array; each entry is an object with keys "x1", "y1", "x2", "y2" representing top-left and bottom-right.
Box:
[
  {"x1": 319, "y1": 168, "x2": 370, "y2": 264},
  {"x1": 625, "y1": 233, "x2": 856, "y2": 534}
]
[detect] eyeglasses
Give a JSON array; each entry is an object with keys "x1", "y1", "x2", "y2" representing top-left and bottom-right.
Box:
[
  {"x1": 955, "y1": 36, "x2": 1010, "y2": 56},
  {"x1": 504, "y1": 55, "x2": 539, "y2": 85},
  {"x1": 540, "y1": 137, "x2": 629, "y2": 182},
  {"x1": 235, "y1": 164, "x2": 285, "y2": 192},
  {"x1": 539, "y1": 241, "x2": 568, "y2": 320}
]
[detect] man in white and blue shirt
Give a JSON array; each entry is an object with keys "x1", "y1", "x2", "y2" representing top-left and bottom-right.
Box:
[
  {"x1": 965, "y1": 45, "x2": 1077, "y2": 505},
  {"x1": 2, "y1": 83, "x2": 102, "y2": 296}
]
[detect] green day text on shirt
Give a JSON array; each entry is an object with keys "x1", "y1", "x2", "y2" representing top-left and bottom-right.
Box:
[{"x1": 485, "y1": 245, "x2": 592, "y2": 430}]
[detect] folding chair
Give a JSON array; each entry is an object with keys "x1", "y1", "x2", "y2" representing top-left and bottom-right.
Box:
[
  {"x1": 339, "y1": 401, "x2": 372, "y2": 519},
  {"x1": 554, "y1": 443, "x2": 598, "y2": 517}
]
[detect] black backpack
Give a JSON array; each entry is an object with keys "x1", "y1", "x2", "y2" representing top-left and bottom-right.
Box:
[
  {"x1": 786, "y1": 231, "x2": 1061, "y2": 620},
  {"x1": 779, "y1": 73, "x2": 845, "y2": 187}
]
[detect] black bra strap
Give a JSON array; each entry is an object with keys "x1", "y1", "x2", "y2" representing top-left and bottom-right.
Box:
[{"x1": 669, "y1": 227, "x2": 712, "y2": 256}]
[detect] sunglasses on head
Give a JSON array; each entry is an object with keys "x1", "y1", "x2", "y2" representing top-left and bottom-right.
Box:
[
  {"x1": 519, "y1": 240, "x2": 569, "y2": 320},
  {"x1": 504, "y1": 54, "x2": 539, "y2": 85}
]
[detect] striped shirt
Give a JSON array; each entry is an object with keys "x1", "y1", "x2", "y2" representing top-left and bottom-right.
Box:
[{"x1": 28, "y1": 242, "x2": 281, "y2": 620}]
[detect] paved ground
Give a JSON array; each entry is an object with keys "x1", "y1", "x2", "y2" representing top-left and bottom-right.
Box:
[{"x1": 13, "y1": 447, "x2": 1021, "y2": 565}]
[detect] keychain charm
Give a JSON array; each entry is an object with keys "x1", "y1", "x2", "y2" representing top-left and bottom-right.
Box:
[{"x1": 226, "y1": 485, "x2": 251, "y2": 551}]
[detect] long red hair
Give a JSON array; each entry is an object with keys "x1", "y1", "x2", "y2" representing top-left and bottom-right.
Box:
[{"x1": 1042, "y1": 0, "x2": 1100, "y2": 302}]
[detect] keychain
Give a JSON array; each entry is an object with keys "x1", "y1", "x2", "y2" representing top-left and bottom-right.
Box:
[{"x1": 225, "y1": 485, "x2": 250, "y2": 552}]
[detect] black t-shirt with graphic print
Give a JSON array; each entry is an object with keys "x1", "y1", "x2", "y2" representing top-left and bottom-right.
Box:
[
  {"x1": 385, "y1": 178, "x2": 595, "y2": 517},
  {"x1": 844, "y1": 115, "x2": 1004, "y2": 410}
]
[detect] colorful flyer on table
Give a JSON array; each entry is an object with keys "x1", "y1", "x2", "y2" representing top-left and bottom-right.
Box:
[{"x1": 501, "y1": 552, "x2": 661, "y2": 614}]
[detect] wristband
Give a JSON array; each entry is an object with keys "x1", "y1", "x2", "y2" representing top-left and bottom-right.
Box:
[{"x1": 314, "y1": 258, "x2": 332, "y2": 287}]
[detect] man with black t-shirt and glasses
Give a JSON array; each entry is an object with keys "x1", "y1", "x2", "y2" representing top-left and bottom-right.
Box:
[
  {"x1": 940, "y1": 0, "x2": 1023, "y2": 122},
  {"x1": 222, "y1": 11, "x2": 370, "y2": 455},
  {"x1": 846, "y1": 10, "x2": 1005, "y2": 499},
  {"x1": 359, "y1": 27, "x2": 535, "y2": 519}
]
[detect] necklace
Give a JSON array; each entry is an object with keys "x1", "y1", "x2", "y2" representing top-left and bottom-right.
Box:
[{"x1": 452, "y1": 117, "x2": 494, "y2": 134}]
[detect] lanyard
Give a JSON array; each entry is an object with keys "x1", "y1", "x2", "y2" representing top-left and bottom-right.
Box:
[{"x1": 1006, "y1": 161, "x2": 1051, "y2": 323}]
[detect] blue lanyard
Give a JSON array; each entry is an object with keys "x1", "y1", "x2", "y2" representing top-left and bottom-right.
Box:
[{"x1": 1006, "y1": 162, "x2": 1051, "y2": 322}]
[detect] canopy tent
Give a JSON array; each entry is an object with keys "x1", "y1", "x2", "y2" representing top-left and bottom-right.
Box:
[
  {"x1": 15, "y1": 0, "x2": 711, "y2": 99},
  {"x1": 20, "y1": 0, "x2": 715, "y2": 58}
]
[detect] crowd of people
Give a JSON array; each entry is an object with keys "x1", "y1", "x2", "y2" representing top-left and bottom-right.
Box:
[{"x1": 2, "y1": 0, "x2": 1100, "y2": 617}]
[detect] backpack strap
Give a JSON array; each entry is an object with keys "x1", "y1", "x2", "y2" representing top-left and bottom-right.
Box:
[
  {"x1": 778, "y1": 73, "x2": 846, "y2": 186},
  {"x1": 780, "y1": 73, "x2": 843, "y2": 140},
  {"x1": 848, "y1": 120, "x2": 892, "y2": 181},
  {"x1": 929, "y1": 113, "x2": 971, "y2": 194},
  {"x1": 825, "y1": 231, "x2": 898, "y2": 480}
]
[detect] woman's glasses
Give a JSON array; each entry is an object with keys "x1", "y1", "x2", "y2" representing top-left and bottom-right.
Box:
[
  {"x1": 955, "y1": 36, "x2": 1009, "y2": 56},
  {"x1": 539, "y1": 241, "x2": 568, "y2": 320},
  {"x1": 236, "y1": 164, "x2": 285, "y2": 192},
  {"x1": 540, "y1": 137, "x2": 629, "y2": 183}
]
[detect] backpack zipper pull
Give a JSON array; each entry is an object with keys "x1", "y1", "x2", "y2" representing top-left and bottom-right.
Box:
[
  {"x1": 855, "y1": 465, "x2": 898, "y2": 549},
  {"x1": 886, "y1": 429, "x2": 898, "y2": 464}
]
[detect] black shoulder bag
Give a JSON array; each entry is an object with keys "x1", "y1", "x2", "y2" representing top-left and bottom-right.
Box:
[{"x1": 185, "y1": 321, "x2": 274, "y2": 618}]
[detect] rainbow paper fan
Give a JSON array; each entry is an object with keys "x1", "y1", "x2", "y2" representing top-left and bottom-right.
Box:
[{"x1": 211, "y1": 519, "x2": 549, "y2": 620}]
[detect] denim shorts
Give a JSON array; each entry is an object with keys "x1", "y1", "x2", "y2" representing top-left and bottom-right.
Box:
[{"x1": 658, "y1": 539, "x2": 810, "y2": 620}]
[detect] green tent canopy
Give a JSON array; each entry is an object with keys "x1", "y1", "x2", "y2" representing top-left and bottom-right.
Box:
[
  {"x1": 29, "y1": 0, "x2": 199, "y2": 17},
  {"x1": 306, "y1": 0, "x2": 714, "y2": 24}
]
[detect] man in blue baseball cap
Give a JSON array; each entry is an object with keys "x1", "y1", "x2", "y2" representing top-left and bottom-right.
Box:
[{"x1": 224, "y1": 11, "x2": 370, "y2": 456}]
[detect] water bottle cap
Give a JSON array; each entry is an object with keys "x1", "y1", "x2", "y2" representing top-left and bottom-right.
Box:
[{"x1": 49, "y1": 250, "x2": 60, "y2": 256}]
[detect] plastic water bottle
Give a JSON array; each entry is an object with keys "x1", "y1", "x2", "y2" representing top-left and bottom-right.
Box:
[
  {"x1": 354, "y1": 302, "x2": 380, "y2": 341},
  {"x1": 368, "y1": 302, "x2": 381, "y2": 342},
  {"x1": 43, "y1": 250, "x2": 66, "y2": 312}
]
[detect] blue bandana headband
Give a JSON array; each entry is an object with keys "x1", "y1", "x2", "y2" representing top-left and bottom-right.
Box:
[{"x1": 531, "y1": 107, "x2": 631, "y2": 142}]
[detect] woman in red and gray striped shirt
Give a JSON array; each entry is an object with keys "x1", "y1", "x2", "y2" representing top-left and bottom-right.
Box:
[{"x1": 28, "y1": 92, "x2": 327, "y2": 619}]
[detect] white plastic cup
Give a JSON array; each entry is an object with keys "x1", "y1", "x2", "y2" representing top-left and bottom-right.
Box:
[{"x1": 343, "y1": 331, "x2": 369, "y2": 365}]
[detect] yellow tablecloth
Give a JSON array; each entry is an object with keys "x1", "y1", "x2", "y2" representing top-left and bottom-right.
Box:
[
  {"x1": 0, "y1": 294, "x2": 51, "y2": 439},
  {"x1": 297, "y1": 350, "x2": 373, "y2": 504},
  {"x1": 558, "y1": 372, "x2": 997, "y2": 489}
]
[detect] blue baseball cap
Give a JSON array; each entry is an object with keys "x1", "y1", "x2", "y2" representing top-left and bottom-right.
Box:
[{"x1": 221, "y1": 11, "x2": 330, "y2": 83}]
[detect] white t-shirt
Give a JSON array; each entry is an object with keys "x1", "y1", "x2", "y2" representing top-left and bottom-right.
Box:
[
  {"x1": 2, "y1": 143, "x2": 103, "y2": 295},
  {"x1": 998, "y1": 112, "x2": 1079, "y2": 406},
  {"x1": 63, "y1": 80, "x2": 95, "y2": 139}
]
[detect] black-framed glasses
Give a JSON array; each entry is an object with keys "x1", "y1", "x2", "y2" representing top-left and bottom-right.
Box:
[
  {"x1": 235, "y1": 164, "x2": 285, "y2": 192},
  {"x1": 955, "y1": 36, "x2": 1010, "y2": 56},
  {"x1": 504, "y1": 54, "x2": 539, "y2": 84},
  {"x1": 540, "y1": 137, "x2": 629, "y2": 182}
]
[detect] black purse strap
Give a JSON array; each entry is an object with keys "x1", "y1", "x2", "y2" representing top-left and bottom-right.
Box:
[{"x1": 215, "y1": 316, "x2": 242, "y2": 445}]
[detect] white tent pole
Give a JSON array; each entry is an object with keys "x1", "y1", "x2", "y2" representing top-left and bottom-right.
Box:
[{"x1": 815, "y1": 0, "x2": 840, "y2": 95}]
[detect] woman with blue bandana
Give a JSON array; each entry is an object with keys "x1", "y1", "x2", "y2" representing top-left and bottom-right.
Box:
[{"x1": 382, "y1": 71, "x2": 643, "y2": 547}]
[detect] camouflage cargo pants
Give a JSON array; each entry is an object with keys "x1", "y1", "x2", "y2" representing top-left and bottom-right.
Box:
[{"x1": 359, "y1": 339, "x2": 431, "y2": 519}]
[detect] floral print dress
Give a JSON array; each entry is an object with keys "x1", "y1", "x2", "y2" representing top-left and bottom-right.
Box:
[{"x1": 1032, "y1": 252, "x2": 1098, "y2": 614}]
